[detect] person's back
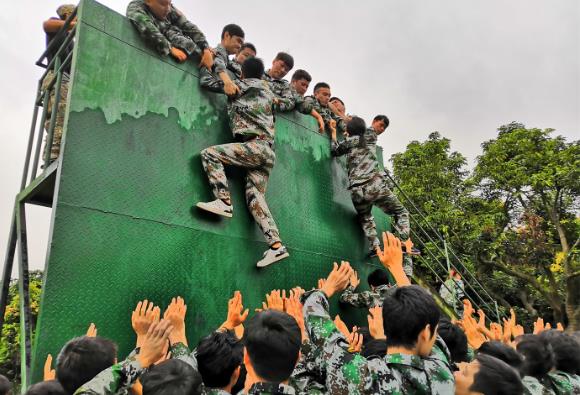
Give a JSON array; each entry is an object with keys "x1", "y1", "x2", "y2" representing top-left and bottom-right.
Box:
[
  {"x1": 538, "y1": 330, "x2": 580, "y2": 394},
  {"x1": 228, "y1": 78, "x2": 276, "y2": 142},
  {"x1": 517, "y1": 335, "x2": 557, "y2": 395}
]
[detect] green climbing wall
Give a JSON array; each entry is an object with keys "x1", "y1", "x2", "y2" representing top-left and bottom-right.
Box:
[{"x1": 31, "y1": 0, "x2": 392, "y2": 383}]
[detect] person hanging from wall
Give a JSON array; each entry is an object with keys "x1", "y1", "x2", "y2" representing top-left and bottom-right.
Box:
[
  {"x1": 126, "y1": 0, "x2": 213, "y2": 69},
  {"x1": 289, "y1": 69, "x2": 325, "y2": 132},
  {"x1": 330, "y1": 115, "x2": 415, "y2": 277},
  {"x1": 196, "y1": 57, "x2": 290, "y2": 268},
  {"x1": 41, "y1": 4, "x2": 76, "y2": 165},
  {"x1": 439, "y1": 269, "x2": 466, "y2": 316}
]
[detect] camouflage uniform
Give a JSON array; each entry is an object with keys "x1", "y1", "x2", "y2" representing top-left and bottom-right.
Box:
[
  {"x1": 290, "y1": 340, "x2": 327, "y2": 395},
  {"x1": 205, "y1": 389, "x2": 231, "y2": 395},
  {"x1": 41, "y1": 70, "x2": 69, "y2": 162},
  {"x1": 303, "y1": 96, "x2": 345, "y2": 136},
  {"x1": 200, "y1": 44, "x2": 241, "y2": 93},
  {"x1": 74, "y1": 342, "x2": 193, "y2": 394},
  {"x1": 545, "y1": 372, "x2": 580, "y2": 394},
  {"x1": 339, "y1": 284, "x2": 392, "y2": 308},
  {"x1": 331, "y1": 128, "x2": 412, "y2": 275},
  {"x1": 200, "y1": 78, "x2": 281, "y2": 246},
  {"x1": 302, "y1": 290, "x2": 455, "y2": 394},
  {"x1": 291, "y1": 88, "x2": 314, "y2": 115},
  {"x1": 262, "y1": 71, "x2": 295, "y2": 112},
  {"x1": 523, "y1": 376, "x2": 556, "y2": 395},
  {"x1": 126, "y1": 0, "x2": 208, "y2": 58},
  {"x1": 247, "y1": 383, "x2": 296, "y2": 394}
]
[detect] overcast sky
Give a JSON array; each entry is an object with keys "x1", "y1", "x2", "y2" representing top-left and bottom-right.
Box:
[{"x1": 0, "y1": 0, "x2": 578, "y2": 274}]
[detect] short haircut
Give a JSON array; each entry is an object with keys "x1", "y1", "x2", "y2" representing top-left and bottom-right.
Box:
[
  {"x1": 242, "y1": 57, "x2": 265, "y2": 80},
  {"x1": 382, "y1": 285, "x2": 440, "y2": 349},
  {"x1": 329, "y1": 97, "x2": 344, "y2": 106},
  {"x1": 243, "y1": 310, "x2": 301, "y2": 382},
  {"x1": 516, "y1": 334, "x2": 554, "y2": 378},
  {"x1": 197, "y1": 331, "x2": 243, "y2": 388},
  {"x1": 141, "y1": 359, "x2": 203, "y2": 395},
  {"x1": 346, "y1": 116, "x2": 367, "y2": 137},
  {"x1": 373, "y1": 114, "x2": 390, "y2": 128},
  {"x1": 0, "y1": 375, "x2": 11, "y2": 395},
  {"x1": 438, "y1": 318, "x2": 468, "y2": 363},
  {"x1": 241, "y1": 43, "x2": 256, "y2": 54},
  {"x1": 25, "y1": 380, "x2": 66, "y2": 395},
  {"x1": 538, "y1": 330, "x2": 580, "y2": 375},
  {"x1": 478, "y1": 341, "x2": 523, "y2": 375},
  {"x1": 313, "y1": 82, "x2": 330, "y2": 92},
  {"x1": 274, "y1": 52, "x2": 294, "y2": 70},
  {"x1": 367, "y1": 269, "x2": 390, "y2": 288},
  {"x1": 291, "y1": 69, "x2": 311, "y2": 82},
  {"x1": 470, "y1": 354, "x2": 524, "y2": 395},
  {"x1": 221, "y1": 24, "x2": 245, "y2": 39},
  {"x1": 361, "y1": 339, "x2": 387, "y2": 359},
  {"x1": 56, "y1": 336, "x2": 117, "y2": 394}
]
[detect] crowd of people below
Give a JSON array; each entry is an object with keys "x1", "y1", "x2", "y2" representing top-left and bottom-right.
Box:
[{"x1": 1, "y1": 232, "x2": 579, "y2": 395}]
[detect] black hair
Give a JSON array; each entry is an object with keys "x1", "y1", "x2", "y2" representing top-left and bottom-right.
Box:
[
  {"x1": 141, "y1": 359, "x2": 203, "y2": 395},
  {"x1": 329, "y1": 97, "x2": 344, "y2": 106},
  {"x1": 56, "y1": 336, "x2": 117, "y2": 394},
  {"x1": 291, "y1": 69, "x2": 312, "y2": 82},
  {"x1": 346, "y1": 116, "x2": 367, "y2": 138},
  {"x1": 313, "y1": 82, "x2": 330, "y2": 92},
  {"x1": 361, "y1": 339, "x2": 387, "y2": 359},
  {"x1": 221, "y1": 24, "x2": 245, "y2": 39},
  {"x1": 274, "y1": 52, "x2": 294, "y2": 70},
  {"x1": 240, "y1": 43, "x2": 256, "y2": 54},
  {"x1": 373, "y1": 114, "x2": 390, "y2": 128},
  {"x1": 25, "y1": 380, "x2": 66, "y2": 395},
  {"x1": 242, "y1": 57, "x2": 265, "y2": 80},
  {"x1": 478, "y1": 341, "x2": 523, "y2": 375},
  {"x1": 243, "y1": 310, "x2": 301, "y2": 382},
  {"x1": 367, "y1": 269, "x2": 390, "y2": 288},
  {"x1": 230, "y1": 364, "x2": 247, "y2": 395},
  {"x1": 470, "y1": 354, "x2": 524, "y2": 395},
  {"x1": 516, "y1": 334, "x2": 554, "y2": 378},
  {"x1": 382, "y1": 285, "x2": 440, "y2": 349},
  {"x1": 538, "y1": 330, "x2": 580, "y2": 375},
  {"x1": 0, "y1": 375, "x2": 11, "y2": 395},
  {"x1": 196, "y1": 331, "x2": 243, "y2": 388},
  {"x1": 438, "y1": 318, "x2": 469, "y2": 363}
]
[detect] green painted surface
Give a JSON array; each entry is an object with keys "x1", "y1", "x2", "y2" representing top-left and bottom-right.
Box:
[{"x1": 30, "y1": 0, "x2": 392, "y2": 383}]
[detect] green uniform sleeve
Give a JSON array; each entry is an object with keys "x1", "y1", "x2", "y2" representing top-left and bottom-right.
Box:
[
  {"x1": 73, "y1": 354, "x2": 143, "y2": 395},
  {"x1": 171, "y1": 7, "x2": 208, "y2": 51},
  {"x1": 339, "y1": 286, "x2": 373, "y2": 308},
  {"x1": 331, "y1": 138, "x2": 355, "y2": 157},
  {"x1": 170, "y1": 342, "x2": 197, "y2": 370},
  {"x1": 126, "y1": 1, "x2": 172, "y2": 56}
]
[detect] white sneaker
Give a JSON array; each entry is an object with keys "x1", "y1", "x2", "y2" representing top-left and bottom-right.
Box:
[
  {"x1": 256, "y1": 245, "x2": 290, "y2": 268},
  {"x1": 196, "y1": 199, "x2": 233, "y2": 218}
]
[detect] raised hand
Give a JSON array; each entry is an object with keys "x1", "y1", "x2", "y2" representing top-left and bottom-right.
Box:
[
  {"x1": 376, "y1": 232, "x2": 409, "y2": 286},
  {"x1": 347, "y1": 330, "x2": 363, "y2": 353},
  {"x1": 368, "y1": 306, "x2": 386, "y2": 340},
  {"x1": 137, "y1": 319, "x2": 173, "y2": 368},
  {"x1": 285, "y1": 289, "x2": 306, "y2": 341},
  {"x1": 533, "y1": 317, "x2": 545, "y2": 334},
  {"x1": 222, "y1": 291, "x2": 249, "y2": 331},
  {"x1": 320, "y1": 261, "x2": 353, "y2": 299},
  {"x1": 44, "y1": 354, "x2": 56, "y2": 381},
  {"x1": 164, "y1": 296, "x2": 188, "y2": 346},
  {"x1": 132, "y1": 300, "x2": 160, "y2": 347},
  {"x1": 349, "y1": 270, "x2": 361, "y2": 289},
  {"x1": 86, "y1": 322, "x2": 97, "y2": 337}
]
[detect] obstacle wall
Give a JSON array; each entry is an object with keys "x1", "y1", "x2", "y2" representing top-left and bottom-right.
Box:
[{"x1": 31, "y1": 0, "x2": 392, "y2": 383}]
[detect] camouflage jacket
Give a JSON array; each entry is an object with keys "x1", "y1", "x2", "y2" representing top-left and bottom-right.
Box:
[
  {"x1": 523, "y1": 376, "x2": 556, "y2": 395},
  {"x1": 291, "y1": 89, "x2": 314, "y2": 115},
  {"x1": 290, "y1": 340, "x2": 327, "y2": 395},
  {"x1": 126, "y1": 0, "x2": 208, "y2": 57},
  {"x1": 339, "y1": 284, "x2": 392, "y2": 308},
  {"x1": 199, "y1": 44, "x2": 241, "y2": 93},
  {"x1": 73, "y1": 342, "x2": 193, "y2": 394},
  {"x1": 262, "y1": 71, "x2": 295, "y2": 112},
  {"x1": 303, "y1": 290, "x2": 455, "y2": 394},
  {"x1": 439, "y1": 279, "x2": 465, "y2": 308},
  {"x1": 331, "y1": 127, "x2": 382, "y2": 188},
  {"x1": 229, "y1": 78, "x2": 276, "y2": 141},
  {"x1": 247, "y1": 383, "x2": 296, "y2": 394},
  {"x1": 545, "y1": 372, "x2": 580, "y2": 395},
  {"x1": 303, "y1": 96, "x2": 345, "y2": 135},
  {"x1": 204, "y1": 389, "x2": 231, "y2": 395}
]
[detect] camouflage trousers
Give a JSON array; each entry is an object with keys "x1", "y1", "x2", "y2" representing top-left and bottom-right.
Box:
[
  {"x1": 350, "y1": 175, "x2": 413, "y2": 275},
  {"x1": 200, "y1": 138, "x2": 281, "y2": 245},
  {"x1": 41, "y1": 70, "x2": 69, "y2": 161}
]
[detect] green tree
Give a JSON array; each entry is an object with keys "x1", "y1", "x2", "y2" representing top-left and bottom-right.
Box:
[
  {"x1": 0, "y1": 271, "x2": 42, "y2": 387},
  {"x1": 473, "y1": 123, "x2": 580, "y2": 328}
]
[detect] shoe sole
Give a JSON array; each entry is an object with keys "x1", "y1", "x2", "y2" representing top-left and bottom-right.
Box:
[
  {"x1": 196, "y1": 202, "x2": 233, "y2": 218},
  {"x1": 256, "y1": 252, "x2": 290, "y2": 268}
]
